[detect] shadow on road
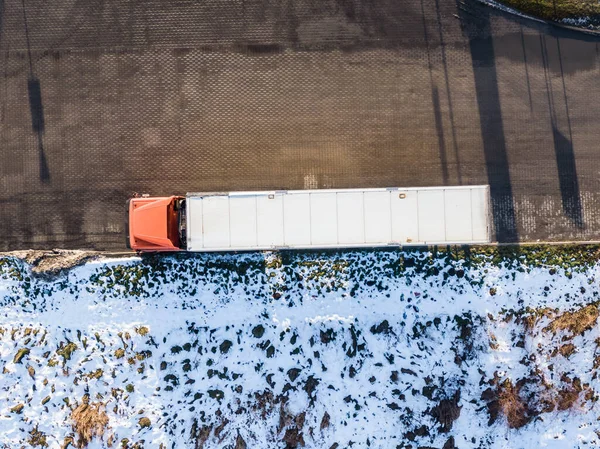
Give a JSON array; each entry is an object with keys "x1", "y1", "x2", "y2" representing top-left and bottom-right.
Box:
[
  {"x1": 539, "y1": 35, "x2": 583, "y2": 228},
  {"x1": 22, "y1": 0, "x2": 50, "y2": 183},
  {"x1": 553, "y1": 38, "x2": 582, "y2": 228},
  {"x1": 27, "y1": 78, "x2": 50, "y2": 182},
  {"x1": 431, "y1": 86, "x2": 450, "y2": 184},
  {"x1": 552, "y1": 126, "x2": 582, "y2": 226},
  {"x1": 433, "y1": 0, "x2": 461, "y2": 184},
  {"x1": 458, "y1": 1, "x2": 517, "y2": 242},
  {"x1": 420, "y1": 0, "x2": 450, "y2": 184},
  {"x1": 0, "y1": 0, "x2": 4, "y2": 45}
]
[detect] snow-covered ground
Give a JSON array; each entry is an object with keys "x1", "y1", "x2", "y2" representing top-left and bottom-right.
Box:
[{"x1": 0, "y1": 248, "x2": 599, "y2": 449}]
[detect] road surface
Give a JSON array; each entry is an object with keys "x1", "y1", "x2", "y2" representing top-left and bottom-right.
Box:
[{"x1": 1, "y1": 0, "x2": 600, "y2": 250}]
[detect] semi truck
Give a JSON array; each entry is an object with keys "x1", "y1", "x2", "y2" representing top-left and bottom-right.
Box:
[{"x1": 127, "y1": 185, "x2": 491, "y2": 252}]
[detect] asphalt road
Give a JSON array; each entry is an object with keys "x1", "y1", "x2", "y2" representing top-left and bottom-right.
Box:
[{"x1": 1, "y1": 0, "x2": 600, "y2": 250}]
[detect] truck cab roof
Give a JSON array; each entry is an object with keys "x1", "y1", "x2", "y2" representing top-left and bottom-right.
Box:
[{"x1": 128, "y1": 196, "x2": 182, "y2": 251}]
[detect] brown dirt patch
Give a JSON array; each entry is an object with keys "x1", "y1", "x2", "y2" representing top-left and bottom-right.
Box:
[{"x1": 7, "y1": 250, "x2": 99, "y2": 276}]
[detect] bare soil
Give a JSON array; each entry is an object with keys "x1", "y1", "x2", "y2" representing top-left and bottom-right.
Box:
[{"x1": 5, "y1": 250, "x2": 100, "y2": 276}]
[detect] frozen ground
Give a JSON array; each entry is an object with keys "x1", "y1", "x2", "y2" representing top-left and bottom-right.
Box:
[{"x1": 0, "y1": 247, "x2": 600, "y2": 449}]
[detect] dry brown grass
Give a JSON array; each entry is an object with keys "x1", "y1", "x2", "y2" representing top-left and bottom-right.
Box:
[
  {"x1": 27, "y1": 426, "x2": 48, "y2": 448},
  {"x1": 484, "y1": 373, "x2": 594, "y2": 429},
  {"x1": 190, "y1": 422, "x2": 212, "y2": 449},
  {"x1": 497, "y1": 380, "x2": 531, "y2": 429},
  {"x1": 70, "y1": 395, "x2": 109, "y2": 448},
  {"x1": 557, "y1": 386, "x2": 580, "y2": 411},
  {"x1": 544, "y1": 304, "x2": 599, "y2": 337},
  {"x1": 135, "y1": 326, "x2": 149, "y2": 337},
  {"x1": 520, "y1": 307, "x2": 554, "y2": 333},
  {"x1": 558, "y1": 343, "x2": 576, "y2": 358},
  {"x1": 138, "y1": 417, "x2": 151, "y2": 429},
  {"x1": 430, "y1": 391, "x2": 462, "y2": 432},
  {"x1": 279, "y1": 406, "x2": 306, "y2": 448},
  {"x1": 235, "y1": 433, "x2": 247, "y2": 449}
]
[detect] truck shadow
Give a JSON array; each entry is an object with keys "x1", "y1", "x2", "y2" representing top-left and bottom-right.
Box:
[{"x1": 457, "y1": 1, "x2": 517, "y2": 242}]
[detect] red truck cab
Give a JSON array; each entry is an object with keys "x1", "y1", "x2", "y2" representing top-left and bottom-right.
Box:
[{"x1": 127, "y1": 196, "x2": 184, "y2": 251}]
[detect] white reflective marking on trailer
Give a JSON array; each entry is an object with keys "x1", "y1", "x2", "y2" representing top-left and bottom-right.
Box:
[
  {"x1": 364, "y1": 191, "x2": 392, "y2": 243},
  {"x1": 444, "y1": 189, "x2": 473, "y2": 242},
  {"x1": 391, "y1": 190, "x2": 419, "y2": 243},
  {"x1": 256, "y1": 194, "x2": 284, "y2": 247},
  {"x1": 337, "y1": 192, "x2": 365, "y2": 244},
  {"x1": 283, "y1": 194, "x2": 311, "y2": 246},
  {"x1": 417, "y1": 190, "x2": 446, "y2": 242},
  {"x1": 310, "y1": 193, "x2": 339, "y2": 245},
  {"x1": 471, "y1": 187, "x2": 490, "y2": 241},
  {"x1": 201, "y1": 196, "x2": 231, "y2": 248},
  {"x1": 229, "y1": 195, "x2": 258, "y2": 248}
]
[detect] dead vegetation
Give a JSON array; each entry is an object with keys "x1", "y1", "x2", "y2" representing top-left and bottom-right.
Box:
[
  {"x1": 544, "y1": 304, "x2": 599, "y2": 336},
  {"x1": 554, "y1": 343, "x2": 576, "y2": 358},
  {"x1": 7, "y1": 250, "x2": 99, "y2": 277},
  {"x1": 515, "y1": 302, "x2": 600, "y2": 339},
  {"x1": 278, "y1": 404, "x2": 306, "y2": 448},
  {"x1": 235, "y1": 433, "x2": 247, "y2": 449},
  {"x1": 138, "y1": 417, "x2": 151, "y2": 428},
  {"x1": 492, "y1": 302, "x2": 600, "y2": 427},
  {"x1": 430, "y1": 390, "x2": 461, "y2": 432},
  {"x1": 482, "y1": 373, "x2": 595, "y2": 429},
  {"x1": 189, "y1": 422, "x2": 212, "y2": 449},
  {"x1": 70, "y1": 395, "x2": 109, "y2": 448},
  {"x1": 27, "y1": 426, "x2": 48, "y2": 447},
  {"x1": 496, "y1": 379, "x2": 532, "y2": 429},
  {"x1": 518, "y1": 307, "x2": 554, "y2": 333},
  {"x1": 190, "y1": 390, "x2": 310, "y2": 449},
  {"x1": 499, "y1": 0, "x2": 600, "y2": 21},
  {"x1": 482, "y1": 376, "x2": 539, "y2": 429}
]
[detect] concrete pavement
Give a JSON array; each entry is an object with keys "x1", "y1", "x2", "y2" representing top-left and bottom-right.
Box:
[{"x1": 1, "y1": 0, "x2": 599, "y2": 250}]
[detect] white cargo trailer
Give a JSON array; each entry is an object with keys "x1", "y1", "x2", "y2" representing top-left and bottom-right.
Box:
[{"x1": 175, "y1": 186, "x2": 490, "y2": 252}]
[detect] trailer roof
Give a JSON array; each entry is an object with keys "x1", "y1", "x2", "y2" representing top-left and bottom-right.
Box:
[{"x1": 186, "y1": 186, "x2": 490, "y2": 251}]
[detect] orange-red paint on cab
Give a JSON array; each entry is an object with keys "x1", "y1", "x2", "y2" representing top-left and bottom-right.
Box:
[{"x1": 128, "y1": 196, "x2": 182, "y2": 251}]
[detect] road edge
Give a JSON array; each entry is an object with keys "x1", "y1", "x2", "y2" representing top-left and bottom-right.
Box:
[{"x1": 474, "y1": 0, "x2": 600, "y2": 37}]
